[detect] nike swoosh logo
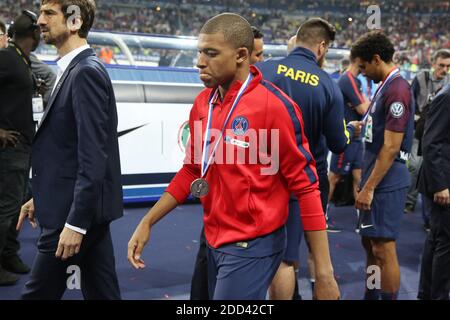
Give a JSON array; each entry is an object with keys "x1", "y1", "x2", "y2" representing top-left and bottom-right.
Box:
[
  {"x1": 360, "y1": 224, "x2": 373, "y2": 229},
  {"x1": 118, "y1": 124, "x2": 149, "y2": 138}
]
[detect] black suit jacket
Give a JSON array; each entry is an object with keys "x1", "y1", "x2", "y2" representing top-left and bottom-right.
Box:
[
  {"x1": 418, "y1": 83, "x2": 450, "y2": 197},
  {"x1": 31, "y1": 48, "x2": 123, "y2": 230}
]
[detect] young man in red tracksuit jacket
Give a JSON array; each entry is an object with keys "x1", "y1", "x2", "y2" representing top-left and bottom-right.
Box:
[{"x1": 128, "y1": 13, "x2": 339, "y2": 300}]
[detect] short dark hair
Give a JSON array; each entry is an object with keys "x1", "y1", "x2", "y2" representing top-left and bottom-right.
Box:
[
  {"x1": 296, "y1": 18, "x2": 335, "y2": 46},
  {"x1": 200, "y1": 13, "x2": 254, "y2": 54},
  {"x1": 0, "y1": 20, "x2": 6, "y2": 34},
  {"x1": 251, "y1": 26, "x2": 263, "y2": 39},
  {"x1": 12, "y1": 10, "x2": 39, "y2": 39},
  {"x1": 41, "y1": 0, "x2": 96, "y2": 38},
  {"x1": 432, "y1": 49, "x2": 450, "y2": 63},
  {"x1": 351, "y1": 30, "x2": 395, "y2": 63}
]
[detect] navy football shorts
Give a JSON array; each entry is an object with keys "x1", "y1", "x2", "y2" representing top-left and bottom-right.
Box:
[
  {"x1": 358, "y1": 188, "x2": 408, "y2": 240},
  {"x1": 330, "y1": 141, "x2": 363, "y2": 175}
]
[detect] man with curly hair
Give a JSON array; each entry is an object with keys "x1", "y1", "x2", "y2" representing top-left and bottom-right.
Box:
[{"x1": 351, "y1": 31, "x2": 414, "y2": 300}]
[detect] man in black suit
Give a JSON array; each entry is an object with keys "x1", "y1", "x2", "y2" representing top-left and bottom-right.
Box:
[
  {"x1": 17, "y1": 0, "x2": 123, "y2": 299},
  {"x1": 417, "y1": 83, "x2": 450, "y2": 300}
]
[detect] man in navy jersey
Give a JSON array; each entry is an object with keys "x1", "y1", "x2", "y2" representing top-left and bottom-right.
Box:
[
  {"x1": 329, "y1": 56, "x2": 370, "y2": 229},
  {"x1": 351, "y1": 31, "x2": 414, "y2": 300},
  {"x1": 250, "y1": 26, "x2": 264, "y2": 64}
]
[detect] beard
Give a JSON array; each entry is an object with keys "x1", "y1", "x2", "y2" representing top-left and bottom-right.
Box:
[
  {"x1": 42, "y1": 29, "x2": 69, "y2": 47},
  {"x1": 371, "y1": 74, "x2": 383, "y2": 83},
  {"x1": 437, "y1": 70, "x2": 447, "y2": 80}
]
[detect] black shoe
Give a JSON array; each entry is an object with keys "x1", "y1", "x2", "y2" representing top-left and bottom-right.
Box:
[
  {"x1": 2, "y1": 256, "x2": 31, "y2": 274},
  {"x1": 0, "y1": 268, "x2": 19, "y2": 286},
  {"x1": 423, "y1": 222, "x2": 430, "y2": 233}
]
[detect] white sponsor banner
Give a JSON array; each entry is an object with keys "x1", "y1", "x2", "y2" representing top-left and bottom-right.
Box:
[{"x1": 117, "y1": 102, "x2": 191, "y2": 175}]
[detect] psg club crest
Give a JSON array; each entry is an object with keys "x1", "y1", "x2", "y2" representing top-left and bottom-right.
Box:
[{"x1": 231, "y1": 116, "x2": 249, "y2": 136}]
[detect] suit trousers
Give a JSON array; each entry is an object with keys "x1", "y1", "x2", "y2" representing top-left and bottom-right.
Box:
[
  {"x1": 21, "y1": 223, "x2": 121, "y2": 300},
  {"x1": 418, "y1": 199, "x2": 450, "y2": 300},
  {"x1": 190, "y1": 226, "x2": 209, "y2": 300}
]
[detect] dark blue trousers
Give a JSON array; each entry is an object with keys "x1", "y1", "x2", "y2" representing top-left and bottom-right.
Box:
[
  {"x1": 21, "y1": 223, "x2": 121, "y2": 300},
  {"x1": 418, "y1": 201, "x2": 450, "y2": 300},
  {"x1": 207, "y1": 246, "x2": 283, "y2": 300},
  {"x1": 206, "y1": 227, "x2": 286, "y2": 300}
]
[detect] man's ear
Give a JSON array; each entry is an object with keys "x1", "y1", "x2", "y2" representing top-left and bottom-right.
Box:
[
  {"x1": 319, "y1": 40, "x2": 326, "y2": 51},
  {"x1": 372, "y1": 54, "x2": 382, "y2": 65},
  {"x1": 236, "y1": 47, "x2": 249, "y2": 64},
  {"x1": 33, "y1": 28, "x2": 41, "y2": 40},
  {"x1": 317, "y1": 41, "x2": 327, "y2": 59},
  {"x1": 67, "y1": 16, "x2": 83, "y2": 33}
]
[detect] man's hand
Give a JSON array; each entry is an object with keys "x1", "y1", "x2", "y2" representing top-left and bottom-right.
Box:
[
  {"x1": 55, "y1": 227, "x2": 84, "y2": 260},
  {"x1": 17, "y1": 199, "x2": 37, "y2": 230},
  {"x1": 0, "y1": 128, "x2": 20, "y2": 148},
  {"x1": 127, "y1": 219, "x2": 151, "y2": 269},
  {"x1": 348, "y1": 121, "x2": 364, "y2": 138},
  {"x1": 434, "y1": 189, "x2": 450, "y2": 206},
  {"x1": 355, "y1": 186, "x2": 374, "y2": 211},
  {"x1": 314, "y1": 274, "x2": 340, "y2": 300},
  {"x1": 36, "y1": 81, "x2": 48, "y2": 97}
]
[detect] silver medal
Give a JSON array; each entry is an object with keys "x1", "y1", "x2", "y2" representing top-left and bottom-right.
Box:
[
  {"x1": 192, "y1": 73, "x2": 252, "y2": 199},
  {"x1": 190, "y1": 178, "x2": 209, "y2": 198}
]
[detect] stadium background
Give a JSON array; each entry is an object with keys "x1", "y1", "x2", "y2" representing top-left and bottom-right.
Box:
[
  {"x1": 1, "y1": 0, "x2": 449, "y2": 71},
  {"x1": 0, "y1": 0, "x2": 448, "y2": 300}
]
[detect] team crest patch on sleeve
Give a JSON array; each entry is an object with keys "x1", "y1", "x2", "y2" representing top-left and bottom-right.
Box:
[
  {"x1": 389, "y1": 102, "x2": 405, "y2": 118},
  {"x1": 231, "y1": 116, "x2": 249, "y2": 136}
]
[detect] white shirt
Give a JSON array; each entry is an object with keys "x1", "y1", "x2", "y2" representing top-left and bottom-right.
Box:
[
  {"x1": 51, "y1": 44, "x2": 91, "y2": 235},
  {"x1": 51, "y1": 44, "x2": 90, "y2": 96}
]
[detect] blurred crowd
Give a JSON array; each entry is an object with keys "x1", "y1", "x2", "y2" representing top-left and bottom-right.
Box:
[{"x1": 1, "y1": 0, "x2": 449, "y2": 68}]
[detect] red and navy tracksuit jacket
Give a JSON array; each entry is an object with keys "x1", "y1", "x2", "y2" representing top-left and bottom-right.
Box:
[{"x1": 166, "y1": 66, "x2": 326, "y2": 248}]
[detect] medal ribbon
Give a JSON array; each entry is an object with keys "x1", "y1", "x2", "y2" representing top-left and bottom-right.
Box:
[
  {"x1": 201, "y1": 73, "x2": 252, "y2": 177},
  {"x1": 362, "y1": 68, "x2": 401, "y2": 123}
]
